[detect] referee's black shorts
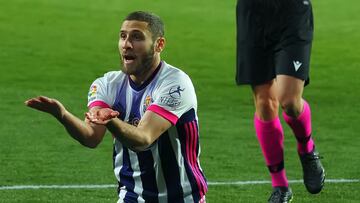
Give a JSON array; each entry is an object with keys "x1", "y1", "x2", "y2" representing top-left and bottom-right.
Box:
[{"x1": 235, "y1": 0, "x2": 314, "y2": 86}]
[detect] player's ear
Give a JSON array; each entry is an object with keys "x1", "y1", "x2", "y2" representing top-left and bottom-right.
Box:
[{"x1": 154, "y1": 37, "x2": 165, "y2": 53}]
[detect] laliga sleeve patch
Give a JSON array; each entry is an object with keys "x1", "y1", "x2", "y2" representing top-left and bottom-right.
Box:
[
  {"x1": 168, "y1": 85, "x2": 185, "y2": 99},
  {"x1": 88, "y1": 85, "x2": 98, "y2": 102},
  {"x1": 158, "y1": 85, "x2": 185, "y2": 109}
]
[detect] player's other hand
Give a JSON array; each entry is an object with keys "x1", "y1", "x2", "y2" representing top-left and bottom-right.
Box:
[
  {"x1": 25, "y1": 96, "x2": 66, "y2": 120},
  {"x1": 85, "y1": 108, "x2": 119, "y2": 125}
]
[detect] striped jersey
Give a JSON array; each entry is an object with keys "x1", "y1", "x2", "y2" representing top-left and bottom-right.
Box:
[{"x1": 87, "y1": 61, "x2": 207, "y2": 203}]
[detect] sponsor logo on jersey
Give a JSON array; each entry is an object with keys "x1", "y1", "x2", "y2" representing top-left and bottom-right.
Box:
[
  {"x1": 131, "y1": 117, "x2": 140, "y2": 126},
  {"x1": 128, "y1": 114, "x2": 140, "y2": 126},
  {"x1": 160, "y1": 96, "x2": 181, "y2": 108}
]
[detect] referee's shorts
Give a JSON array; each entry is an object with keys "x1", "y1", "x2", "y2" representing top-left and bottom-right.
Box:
[{"x1": 235, "y1": 0, "x2": 314, "y2": 86}]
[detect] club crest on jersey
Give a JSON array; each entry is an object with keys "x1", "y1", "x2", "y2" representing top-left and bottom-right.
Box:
[
  {"x1": 143, "y1": 95, "x2": 152, "y2": 112},
  {"x1": 169, "y1": 85, "x2": 185, "y2": 99}
]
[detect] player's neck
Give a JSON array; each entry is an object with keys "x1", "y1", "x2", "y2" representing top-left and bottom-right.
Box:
[{"x1": 130, "y1": 57, "x2": 161, "y2": 86}]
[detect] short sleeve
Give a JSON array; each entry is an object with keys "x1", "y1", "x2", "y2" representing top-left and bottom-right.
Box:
[
  {"x1": 147, "y1": 72, "x2": 197, "y2": 125},
  {"x1": 87, "y1": 72, "x2": 121, "y2": 109}
]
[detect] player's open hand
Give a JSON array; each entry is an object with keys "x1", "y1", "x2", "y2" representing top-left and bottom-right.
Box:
[
  {"x1": 25, "y1": 96, "x2": 66, "y2": 120},
  {"x1": 85, "y1": 108, "x2": 119, "y2": 125}
]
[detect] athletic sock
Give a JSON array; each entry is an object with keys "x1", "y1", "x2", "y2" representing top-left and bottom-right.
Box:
[
  {"x1": 254, "y1": 115, "x2": 288, "y2": 187},
  {"x1": 282, "y1": 100, "x2": 314, "y2": 155}
]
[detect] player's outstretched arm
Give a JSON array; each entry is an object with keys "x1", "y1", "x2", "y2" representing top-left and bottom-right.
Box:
[
  {"x1": 87, "y1": 108, "x2": 171, "y2": 152},
  {"x1": 25, "y1": 96, "x2": 106, "y2": 148}
]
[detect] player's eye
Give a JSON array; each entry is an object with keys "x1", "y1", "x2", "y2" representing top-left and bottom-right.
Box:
[
  {"x1": 120, "y1": 33, "x2": 127, "y2": 40},
  {"x1": 131, "y1": 32, "x2": 145, "y2": 41}
]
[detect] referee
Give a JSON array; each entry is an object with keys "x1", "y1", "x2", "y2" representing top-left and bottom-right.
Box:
[{"x1": 235, "y1": 0, "x2": 325, "y2": 202}]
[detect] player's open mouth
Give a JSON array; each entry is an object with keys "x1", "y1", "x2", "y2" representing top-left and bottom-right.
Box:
[{"x1": 123, "y1": 54, "x2": 136, "y2": 64}]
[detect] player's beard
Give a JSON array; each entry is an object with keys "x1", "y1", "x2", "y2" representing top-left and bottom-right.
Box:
[{"x1": 121, "y1": 45, "x2": 155, "y2": 77}]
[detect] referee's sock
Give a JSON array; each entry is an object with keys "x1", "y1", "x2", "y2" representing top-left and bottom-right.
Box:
[
  {"x1": 254, "y1": 115, "x2": 288, "y2": 187},
  {"x1": 283, "y1": 100, "x2": 314, "y2": 155}
]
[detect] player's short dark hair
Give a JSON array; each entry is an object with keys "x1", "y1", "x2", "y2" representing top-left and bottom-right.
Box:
[{"x1": 124, "y1": 11, "x2": 164, "y2": 40}]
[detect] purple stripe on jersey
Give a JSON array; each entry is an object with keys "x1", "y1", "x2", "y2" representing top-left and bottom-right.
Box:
[
  {"x1": 88, "y1": 100, "x2": 110, "y2": 109},
  {"x1": 176, "y1": 109, "x2": 207, "y2": 202},
  {"x1": 193, "y1": 122, "x2": 207, "y2": 191},
  {"x1": 137, "y1": 151, "x2": 159, "y2": 203},
  {"x1": 147, "y1": 104, "x2": 179, "y2": 125},
  {"x1": 119, "y1": 148, "x2": 139, "y2": 202},
  {"x1": 158, "y1": 132, "x2": 184, "y2": 203},
  {"x1": 189, "y1": 121, "x2": 208, "y2": 194},
  {"x1": 113, "y1": 79, "x2": 128, "y2": 121},
  {"x1": 185, "y1": 122, "x2": 205, "y2": 198},
  {"x1": 130, "y1": 89, "x2": 146, "y2": 115},
  {"x1": 124, "y1": 191, "x2": 139, "y2": 203},
  {"x1": 176, "y1": 124, "x2": 201, "y2": 202}
]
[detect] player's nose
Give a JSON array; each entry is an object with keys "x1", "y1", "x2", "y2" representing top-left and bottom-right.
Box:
[{"x1": 120, "y1": 38, "x2": 133, "y2": 50}]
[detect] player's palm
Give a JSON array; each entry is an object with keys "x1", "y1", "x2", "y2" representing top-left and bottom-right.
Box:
[
  {"x1": 86, "y1": 108, "x2": 119, "y2": 125},
  {"x1": 25, "y1": 96, "x2": 65, "y2": 120}
]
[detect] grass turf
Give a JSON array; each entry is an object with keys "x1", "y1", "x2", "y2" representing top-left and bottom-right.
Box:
[{"x1": 0, "y1": 0, "x2": 359, "y2": 202}]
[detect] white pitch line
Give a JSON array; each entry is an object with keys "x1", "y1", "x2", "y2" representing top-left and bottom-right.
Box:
[
  {"x1": 208, "y1": 179, "x2": 360, "y2": 185},
  {"x1": 0, "y1": 179, "x2": 359, "y2": 190},
  {"x1": 0, "y1": 184, "x2": 116, "y2": 190}
]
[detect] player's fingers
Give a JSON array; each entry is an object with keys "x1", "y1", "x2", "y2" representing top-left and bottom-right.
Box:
[
  {"x1": 38, "y1": 96, "x2": 51, "y2": 103},
  {"x1": 110, "y1": 111, "x2": 120, "y2": 117},
  {"x1": 104, "y1": 115, "x2": 113, "y2": 120},
  {"x1": 101, "y1": 109, "x2": 115, "y2": 120},
  {"x1": 86, "y1": 112, "x2": 97, "y2": 121},
  {"x1": 26, "y1": 101, "x2": 46, "y2": 111},
  {"x1": 88, "y1": 117, "x2": 106, "y2": 125},
  {"x1": 91, "y1": 118, "x2": 99, "y2": 122},
  {"x1": 25, "y1": 98, "x2": 41, "y2": 107},
  {"x1": 95, "y1": 109, "x2": 101, "y2": 117},
  {"x1": 24, "y1": 100, "x2": 34, "y2": 107},
  {"x1": 24, "y1": 99, "x2": 33, "y2": 106},
  {"x1": 25, "y1": 97, "x2": 45, "y2": 108},
  {"x1": 26, "y1": 97, "x2": 41, "y2": 103},
  {"x1": 85, "y1": 112, "x2": 91, "y2": 120},
  {"x1": 95, "y1": 119, "x2": 108, "y2": 125}
]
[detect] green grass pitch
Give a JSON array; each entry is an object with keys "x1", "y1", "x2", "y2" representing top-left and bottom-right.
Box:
[{"x1": 0, "y1": 0, "x2": 359, "y2": 202}]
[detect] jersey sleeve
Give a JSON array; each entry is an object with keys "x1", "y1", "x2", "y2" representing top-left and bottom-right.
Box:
[
  {"x1": 87, "y1": 73, "x2": 117, "y2": 109},
  {"x1": 147, "y1": 72, "x2": 197, "y2": 125}
]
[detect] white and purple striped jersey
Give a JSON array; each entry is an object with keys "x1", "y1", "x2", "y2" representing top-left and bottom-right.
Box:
[{"x1": 87, "y1": 61, "x2": 207, "y2": 203}]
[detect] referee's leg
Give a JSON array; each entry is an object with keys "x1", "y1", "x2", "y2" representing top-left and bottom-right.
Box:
[
  {"x1": 276, "y1": 75, "x2": 304, "y2": 118},
  {"x1": 277, "y1": 74, "x2": 312, "y2": 154},
  {"x1": 277, "y1": 74, "x2": 325, "y2": 194},
  {"x1": 252, "y1": 81, "x2": 289, "y2": 188}
]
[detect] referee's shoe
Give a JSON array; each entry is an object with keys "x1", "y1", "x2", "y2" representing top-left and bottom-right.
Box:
[
  {"x1": 268, "y1": 187, "x2": 293, "y2": 203},
  {"x1": 299, "y1": 147, "x2": 325, "y2": 194}
]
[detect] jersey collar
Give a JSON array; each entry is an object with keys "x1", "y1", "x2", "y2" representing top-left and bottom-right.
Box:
[{"x1": 128, "y1": 61, "x2": 163, "y2": 91}]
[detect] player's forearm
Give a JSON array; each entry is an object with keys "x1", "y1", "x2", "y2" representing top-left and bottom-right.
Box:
[
  {"x1": 106, "y1": 118, "x2": 151, "y2": 151},
  {"x1": 58, "y1": 110, "x2": 101, "y2": 148}
]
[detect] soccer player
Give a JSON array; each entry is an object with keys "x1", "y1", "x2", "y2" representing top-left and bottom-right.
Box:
[
  {"x1": 25, "y1": 11, "x2": 207, "y2": 203},
  {"x1": 235, "y1": 0, "x2": 325, "y2": 202}
]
